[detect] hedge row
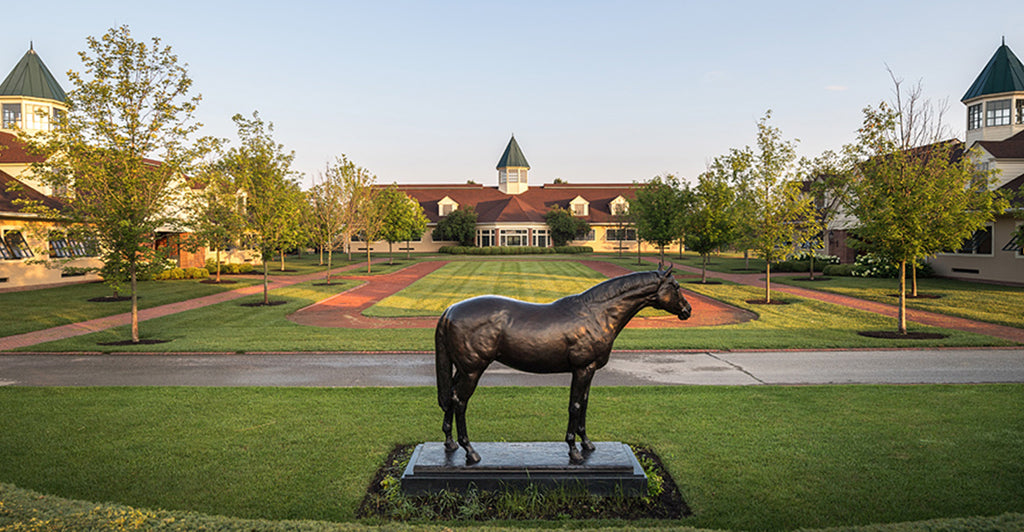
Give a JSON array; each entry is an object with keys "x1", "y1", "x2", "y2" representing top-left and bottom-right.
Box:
[
  {"x1": 205, "y1": 260, "x2": 256, "y2": 275},
  {"x1": 152, "y1": 267, "x2": 210, "y2": 281},
  {"x1": 439, "y1": 245, "x2": 593, "y2": 255},
  {"x1": 2, "y1": 482, "x2": 1022, "y2": 532}
]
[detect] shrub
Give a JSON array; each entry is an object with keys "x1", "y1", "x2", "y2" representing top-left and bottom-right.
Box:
[
  {"x1": 154, "y1": 266, "x2": 212, "y2": 281},
  {"x1": 852, "y1": 253, "x2": 934, "y2": 278},
  {"x1": 206, "y1": 261, "x2": 255, "y2": 275},
  {"x1": 823, "y1": 263, "x2": 856, "y2": 276}
]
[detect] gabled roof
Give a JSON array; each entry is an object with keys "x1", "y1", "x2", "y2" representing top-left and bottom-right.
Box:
[
  {"x1": 0, "y1": 169, "x2": 64, "y2": 214},
  {"x1": 496, "y1": 135, "x2": 530, "y2": 169},
  {"x1": 962, "y1": 40, "x2": 1024, "y2": 102},
  {"x1": 976, "y1": 130, "x2": 1024, "y2": 158},
  {"x1": 396, "y1": 182, "x2": 637, "y2": 225},
  {"x1": 0, "y1": 131, "x2": 46, "y2": 164}
]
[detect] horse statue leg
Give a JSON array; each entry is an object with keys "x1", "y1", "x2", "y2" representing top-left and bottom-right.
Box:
[
  {"x1": 566, "y1": 364, "x2": 597, "y2": 464},
  {"x1": 453, "y1": 369, "x2": 483, "y2": 464}
]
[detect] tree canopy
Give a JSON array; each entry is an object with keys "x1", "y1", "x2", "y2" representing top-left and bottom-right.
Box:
[
  {"x1": 631, "y1": 174, "x2": 685, "y2": 263},
  {"x1": 846, "y1": 78, "x2": 1007, "y2": 333},
  {"x1": 24, "y1": 25, "x2": 212, "y2": 342},
  {"x1": 544, "y1": 206, "x2": 590, "y2": 247},
  {"x1": 681, "y1": 168, "x2": 741, "y2": 283},
  {"x1": 433, "y1": 207, "x2": 478, "y2": 246},
  {"x1": 219, "y1": 111, "x2": 303, "y2": 304}
]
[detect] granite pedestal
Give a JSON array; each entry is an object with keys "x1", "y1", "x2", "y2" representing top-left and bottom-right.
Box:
[{"x1": 400, "y1": 441, "x2": 647, "y2": 495}]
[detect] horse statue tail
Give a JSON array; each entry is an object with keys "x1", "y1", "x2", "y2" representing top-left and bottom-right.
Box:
[{"x1": 435, "y1": 312, "x2": 454, "y2": 411}]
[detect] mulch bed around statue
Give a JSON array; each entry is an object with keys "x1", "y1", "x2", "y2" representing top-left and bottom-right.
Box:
[
  {"x1": 357, "y1": 443, "x2": 689, "y2": 521},
  {"x1": 857, "y1": 331, "x2": 948, "y2": 340},
  {"x1": 97, "y1": 339, "x2": 172, "y2": 346},
  {"x1": 240, "y1": 300, "x2": 288, "y2": 307},
  {"x1": 88, "y1": 295, "x2": 135, "y2": 302}
]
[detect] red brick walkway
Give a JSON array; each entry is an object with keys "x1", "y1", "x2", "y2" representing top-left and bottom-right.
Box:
[{"x1": 653, "y1": 259, "x2": 1024, "y2": 344}]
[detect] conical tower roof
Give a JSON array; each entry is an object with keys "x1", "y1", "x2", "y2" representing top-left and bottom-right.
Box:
[
  {"x1": 0, "y1": 45, "x2": 67, "y2": 102},
  {"x1": 496, "y1": 135, "x2": 530, "y2": 169},
  {"x1": 962, "y1": 39, "x2": 1024, "y2": 102}
]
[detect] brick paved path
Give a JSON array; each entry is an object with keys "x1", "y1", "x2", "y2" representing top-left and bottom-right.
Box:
[{"x1": 655, "y1": 259, "x2": 1024, "y2": 344}]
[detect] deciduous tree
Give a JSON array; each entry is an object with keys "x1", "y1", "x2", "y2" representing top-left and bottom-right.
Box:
[
  {"x1": 681, "y1": 168, "x2": 741, "y2": 283},
  {"x1": 24, "y1": 25, "x2": 212, "y2": 343},
  {"x1": 544, "y1": 206, "x2": 590, "y2": 247},
  {"x1": 847, "y1": 77, "x2": 1006, "y2": 333},
  {"x1": 378, "y1": 185, "x2": 428, "y2": 264},
  {"x1": 631, "y1": 174, "x2": 685, "y2": 264},
  {"x1": 726, "y1": 111, "x2": 819, "y2": 303},
  {"x1": 433, "y1": 207, "x2": 478, "y2": 246},
  {"x1": 220, "y1": 111, "x2": 303, "y2": 305}
]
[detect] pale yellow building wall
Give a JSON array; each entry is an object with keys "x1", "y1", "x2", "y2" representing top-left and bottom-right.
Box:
[{"x1": 928, "y1": 217, "x2": 1023, "y2": 285}]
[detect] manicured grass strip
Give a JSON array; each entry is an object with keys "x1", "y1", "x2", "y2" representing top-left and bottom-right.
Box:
[
  {"x1": 365, "y1": 260, "x2": 607, "y2": 317},
  {"x1": 0, "y1": 278, "x2": 260, "y2": 338},
  {"x1": 18, "y1": 277, "x2": 1005, "y2": 352},
  {"x1": 0, "y1": 386, "x2": 1021, "y2": 530},
  {"x1": 775, "y1": 275, "x2": 1024, "y2": 329}
]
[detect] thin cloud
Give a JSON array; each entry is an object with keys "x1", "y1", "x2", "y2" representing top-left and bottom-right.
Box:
[{"x1": 825, "y1": 85, "x2": 848, "y2": 92}]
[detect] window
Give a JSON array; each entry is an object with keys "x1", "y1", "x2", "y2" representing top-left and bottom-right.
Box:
[
  {"x1": 1004, "y1": 223, "x2": 1023, "y2": 258},
  {"x1": 533, "y1": 229, "x2": 549, "y2": 248},
  {"x1": 2, "y1": 103, "x2": 21, "y2": 128},
  {"x1": 954, "y1": 225, "x2": 993, "y2": 255},
  {"x1": 1017, "y1": 99, "x2": 1024, "y2": 125},
  {"x1": 610, "y1": 197, "x2": 629, "y2": 215},
  {"x1": 570, "y1": 196, "x2": 589, "y2": 217},
  {"x1": 606, "y1": 228, "x2": 636, "y2": 241},
  {"x1": 477, "y1": 229, "x2": 494, "y2": 247},
  {"x1": 53, "y1": 107, "x2": 64, "y2": 128},
  {"x1": 437, "y1": 196, "x2": 458, "y2": 217},
  {"x1": 986, "y1": 99, "x2": 1011, "y2": 127},
  {"x1": 499, "y1": 228, "x2": 528, "y2": 246},
  {"x1": 581, "y1": 230, "x2": 595, "y2": 241},
  {"x1": 441, "y1": 204, "x2": 453, "y2": 216},
  {"x1": 967, "y1": 103, "x2": 982, "y2": 130},
  {"x1": 25, "y1": 104, "x2": 47, "y2": 130},
  {"x1": 1, "y1": 230, "x2": 33, "y2": 259}
]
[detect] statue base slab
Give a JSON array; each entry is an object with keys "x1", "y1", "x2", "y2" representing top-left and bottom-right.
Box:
[{"x1": 400, "y1": 441, "x2": 647, "y2": 495}]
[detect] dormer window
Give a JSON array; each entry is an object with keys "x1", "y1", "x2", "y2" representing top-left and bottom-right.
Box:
[
  {"x1": 438, "y1": 196, "x2": 459, "y2": 217},
  {"x1": 610, "y1": 196, "x2": 629, "y2": 215},
  {"x1": 570, "y1": 196, "x2": 589, "y2": 217}
]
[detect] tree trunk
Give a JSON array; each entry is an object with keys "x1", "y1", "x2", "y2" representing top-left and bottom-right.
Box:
[
  {"x1": 701, "y1": 254, "x2": 708, "y2": 283},
  {"x1": 765, "y1": 261, "x2": 772, "y2": 304},
  {"x1": 326, "y1": 248, "x2": 333, "y2": 285},
  {"x1": 263, "y1": 260, "x2": 270, "y2": 305},
  {"x1": 279, "y1": 250, "x2": 285, "y2": 272},
  {"x1": 319, "y1": 245, "x2": 324, "y2": 266},
  {"x1": 911, "y1": 262, "x2": 918, "y2": 297},
  {"x1": 130, "y1": 263, "x2": 139, "y2": 343},
  {"x1": 215, "y1": 248, "x2": 222, "y2": 283},
  {"x1": 678, "y1": 239, "x2": 684, "y2": 259},
  {"x1": 406, "y1": 240, "x2": 412, "y2": 260},
  {"x1": 744, "y1": 249, "x2": 750, "y2": 270},
  {"x1": 659, "y1": 246, "x2": 666, "y2": 266},
  {"x1": 637, "y1": 240, "x2": 642, "y2": 265},
  {"x1": 388, "y1": 241, "x2": 394, "y2": 265},
  {"x1": 898, "y1": 260, "x2": 907, "y2": 334},
  {"x1": 809, "y1": 254, "x2": 816, "y2": 281},
  {"x1": 366, "y1": 241, "x2": 372, "y2": 274}
]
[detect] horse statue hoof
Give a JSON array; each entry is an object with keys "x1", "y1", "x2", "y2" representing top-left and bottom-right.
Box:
[
  {"x1": 581, "y1": 440, "x2": 596, "y2": 452},
  {"x1": 569, "y1": 448, "x2": 584, "y2": 465},
  {"x1": 466, "y1": 450, "x2": 481, "y2": 464},
  {"x1": 444, "y1": 440, "x2": 459, "y2": 452}
]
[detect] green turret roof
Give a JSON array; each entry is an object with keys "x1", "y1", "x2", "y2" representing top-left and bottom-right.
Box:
[
  {"x1": 496, "y1": 135, "x2": 530, "y2": 169},
  {"x1": 0, "y1": 45, "x2": 67, "y2": 102},
  {"x1": 962, "y1": 40, "x2": 1024, "y2": 102}
]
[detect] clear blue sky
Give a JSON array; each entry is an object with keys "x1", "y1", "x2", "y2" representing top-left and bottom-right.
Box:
[{"x1": 3, "y1": 1, "x2": 1021, "y2": 188}]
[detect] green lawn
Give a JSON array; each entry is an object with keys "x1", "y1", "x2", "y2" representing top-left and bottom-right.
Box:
[
  {"x1": 366, "y1": 260, "x2": 607, "y2": 317},
  {"x1": 12, "y1": 259, "x2": 1011, "y2": 351},
  {"x1": 774, "y1": 275, "x2": 1024, "y2": 329},
  {"x1": 0, "y1": 278, "x2": 260, "y2": 338},
  {"x1": 0, "y1": 385, "x2": 1020, "y2": 530}
]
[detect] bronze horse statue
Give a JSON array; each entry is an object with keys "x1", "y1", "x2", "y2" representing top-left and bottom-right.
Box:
[{"x1": 435, "y1": 264, "x2": 691, "y2": 464}]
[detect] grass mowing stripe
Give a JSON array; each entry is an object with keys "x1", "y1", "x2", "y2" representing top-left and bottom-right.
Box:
[
  {"x1": 0, "y1": 386, "x2": 1021, "y2": 530},
  {"x1": 364, "y1": 260, "x2": 607, "y2": 317}
]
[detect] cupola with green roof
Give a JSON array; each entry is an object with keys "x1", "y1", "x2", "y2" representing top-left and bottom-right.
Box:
[
  {"x1": 962, "y1": 38, "x2": 1024, "y2": 145},
  {"x1": 0, "y1": 44, "x2": 67, "y2": 134},
  {"x1": 497, "y1": 135, "x2": 530, "y2": 195}
]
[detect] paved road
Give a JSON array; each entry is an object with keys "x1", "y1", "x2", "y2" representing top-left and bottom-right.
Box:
[{"x1": 2, "y1": 348, "x2": 1022, "y2": 387}]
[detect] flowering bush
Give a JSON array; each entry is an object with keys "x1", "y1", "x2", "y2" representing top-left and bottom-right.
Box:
[
  {"x1": 852, "y1": 253, "x2": 933, "y2": 278},
  {"x1": 790, "y1": 250, "x2": 839, "y2": 264}
]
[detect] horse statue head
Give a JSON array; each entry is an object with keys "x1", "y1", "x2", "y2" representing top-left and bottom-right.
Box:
[{"x1": 652, "y1": 263, "x2": 691, "y2": 320}]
